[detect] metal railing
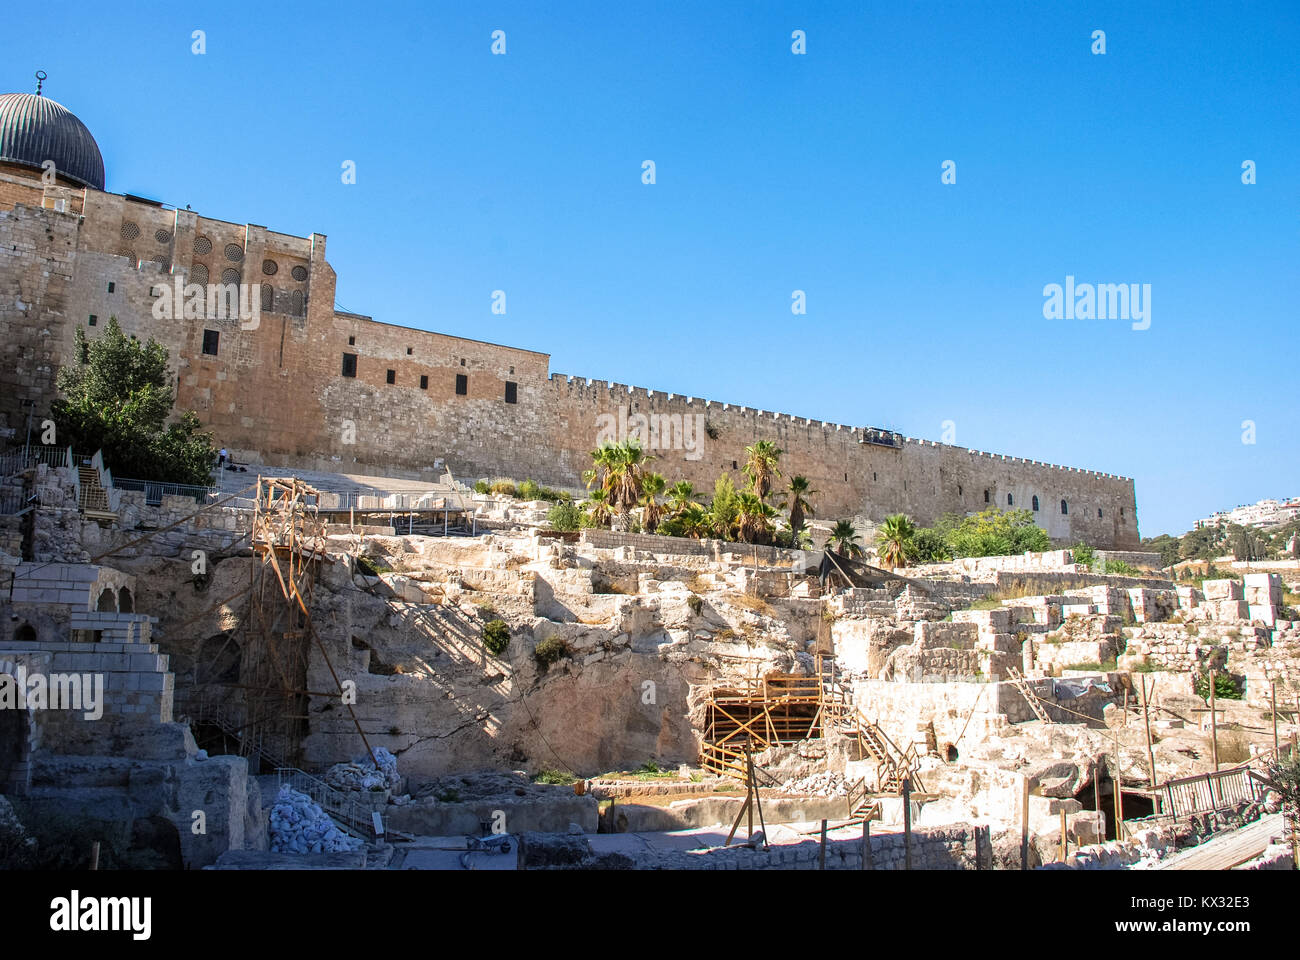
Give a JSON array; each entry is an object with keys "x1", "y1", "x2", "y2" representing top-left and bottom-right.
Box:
[
  {"x1": 111, "y1": 476, "x2": 220, "y2": 506},
  {"x1": 1161, "y1": 767, "x2": 1257, "y2": 819},
  {"x1": 0, "y1": 487, "x2": 29, "y2": 516},
  {"x1": 0, "y1": 444, "x2": 73, "y2": 478},
  {"x1": 276, "y1": 767, "x2": 382, "y2": 841}
]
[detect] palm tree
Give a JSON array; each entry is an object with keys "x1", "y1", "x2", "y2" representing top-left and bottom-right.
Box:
[
  {"x1": 876, "y1": 513, "x2": 916, "y2": 569},
  {"x1": 587, "y1": 440, "x2": 653, "y2": 525},
  {"x1": 678, "y1": 504, "x2": 711, "y2": 539},
  {"x1": 610, "y1": 440, "x2": 653, "y2": 523},
  {"x1": 665, "y1": 480, "x2": 699, "y2": 518},
  {"x1": 781, "y1": 475, "x2": 817, "y2": 535},
  {"x1": 736, "y1": 492, "x2": 778, "y2": 544},
  {"x1": 640, "y1": 472, "x2": 667, "y2": 534},
  {"x1": 742, "y1": 440, "x2": 783, "y2": 500},
  {"x1": 827, "y1": 519, "x2": 865, "y2": 559},
  {"x1": 584, "y1": 443, "x2": 618, "y2": 500},
  {"x1": 584, "y1": 489, "x2": 612, "y2": 528}
]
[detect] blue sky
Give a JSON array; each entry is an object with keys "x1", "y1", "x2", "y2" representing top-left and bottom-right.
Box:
[{"x1": 5, "y1": 1, "x2": 1296, "y2": 536}]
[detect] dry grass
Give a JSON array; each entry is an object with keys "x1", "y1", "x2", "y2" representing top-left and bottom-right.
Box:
[
  {"x1": 1216, "y1": 728, "x2": 1254, "y2": 765},
  {"x1": 728, "y1": 592, "x2": 775, "y2": 617}
]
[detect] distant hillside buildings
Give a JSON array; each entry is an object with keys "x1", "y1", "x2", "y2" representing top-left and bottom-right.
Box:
[{"x1": 1195, "y1": 497, "x2": 1300, "y2": 531}]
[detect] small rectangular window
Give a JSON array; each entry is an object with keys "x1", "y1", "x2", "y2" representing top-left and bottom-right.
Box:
[
  {"x1": 505, "y1": 381, "x2": 517, "y2": 404},
  {"x1": 419, "y1": 375, "x2": 428, "y2": 390},
  {"x1": 342, "y1": 353, "x2": 357, "y2": 378},
  {"x1": 88, "y1": 315, "x2": 97, "y2": 326},
  {"x1": 386, "y1": 369, "x2": 396, "y2": 385},
  {"x1": 202, "y1": 329, "x2": 219, "y2": 356},
  {"x1": 348, "y1": 335, "x2": 355, "y2": 345},
  {"x1": 456, "y1": 373, "x2": 468, "y2": 396},
  {"x1": 406, "y1": 347, "x2": 413, "y2": 355},
  {"x1": 107, "y1": 282, "x2": 115, "y2": 293}
]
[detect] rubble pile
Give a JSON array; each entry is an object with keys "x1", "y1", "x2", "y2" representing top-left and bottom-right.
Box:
[
  {"x1": 268, "y1": 787, "x2": 364, "y2": 854},
  {"x1": 779, "y1": 771, "x2": 850, "y2": 797},
  {"x1": 324, "y1": 746, "x2": 402, "y2": 793}
]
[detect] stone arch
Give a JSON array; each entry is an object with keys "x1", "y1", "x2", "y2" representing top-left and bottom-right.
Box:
[
  {"x1": 96, "y1": 588, "x2": 116, "y2": 612},
  {"x1": 13, "y1": 623, "x2": 36, "y2": 644},
  {"x1": 117, "y1": 587, "x2": 133, "y2": 613}
]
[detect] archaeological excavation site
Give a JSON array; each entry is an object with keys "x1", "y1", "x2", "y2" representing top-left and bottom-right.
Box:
[
  {"x1": 1, "y1": 458, "x2": 1296, "y2": 874},
  {"x1": 1, "y1": 12, "x2": 1297, "y2": 919}
]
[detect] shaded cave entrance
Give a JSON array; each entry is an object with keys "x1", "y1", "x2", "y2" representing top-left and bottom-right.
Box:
[{"x1": 1078, "y1": 770, "x2": 1158, "y2": 841}]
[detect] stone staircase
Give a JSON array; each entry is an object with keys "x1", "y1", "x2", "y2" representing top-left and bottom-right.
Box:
[{"x1": 74, "y1": 454, "x2": 117, "y2": 521}]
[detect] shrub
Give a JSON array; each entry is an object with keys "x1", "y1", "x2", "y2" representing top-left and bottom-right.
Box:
[
  {"x1": 517, "y1": 479, "x2": 542, "y2": 501},
  {"x1": 546, "y1": 503, "x2": 582, "y2": 532},
  {"x1": 482, "y1": 619, "x2": 511, "y2": 655},
  {"x1": 1102, "y1": 559, "x2": 1139, "y2": 576},
  {"x1": 1071, "y1": 542, "x2": 1095, "y2": 566},
  {"x1": 489, "y1": 479, "x2": 518, "y2": 497},
  {"x1": 473, "y1": 480, "x2": 490, "y2": 494},
  {"x1": 533, "y1": 635, "x2": 570, "y2": 669},
  {"x1": 355, "y1": 556, "x2": 391, "y2": 577},
  {"x1": 533, "y1": 769, "x2": 578, "y2": 786},
  {"x1": 687, "y1": 594, "x2": 703, "y2": 615},
  {"x1": 1193, "y1": 669, "x2": 1242, "y2": 702}
]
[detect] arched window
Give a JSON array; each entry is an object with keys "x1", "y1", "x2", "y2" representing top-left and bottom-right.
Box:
[
  {"x1": 1061, "y1": 499, "x2": 1068, "y2": 515},
  {"x1": 118, "y1": 587, "x2": 133, "y2": 613},
  {"x1": 261, "y1": 283, "x2": 274, "y2": 312},
  {"x1": 1098, "y1": 508, "x2": 1103, "y2": 519},
  {"x1": 1031, "y1": 495, "x2": 1039, "y2": 512},
  {"x1": 96, "y1": 588, "x2": 116, "y2": 612},
  {"x1": 984, "y1": 489, "x2": 990, "y2": 504},
  {"x1": 1007, "y1": 493, "x2": 1013, "y2": 506},
  {"x1": 14, "y1": 623, "x2": 36, "y2": 644}
]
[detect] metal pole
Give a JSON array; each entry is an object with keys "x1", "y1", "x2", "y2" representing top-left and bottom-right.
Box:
[
  {"x1": 1020, "y1": 775, "x2": 1030, "y2": 870},
  {"x1": 819, "y1": 819, "x2": 827, "y2": 870},
  {"x1": 1271, "y1": 679, "x2": 1280, "y2": 758},
  {"x1": 1210, "y1": 668, "x2": 1219, "y2": 773},
  {"x1": 903, "y1": 779, "x2": 913, "y2": 870},
  {"x1": 861, "y1": 818, "x2": 871, "y2": 870},
  {"x1": 1142, "y1": 675, "x2": 1157, "y2": 790}
]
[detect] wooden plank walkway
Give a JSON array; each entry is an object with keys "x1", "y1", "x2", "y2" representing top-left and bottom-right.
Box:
[{"x1": 1152, "y1": 814, "x2": 1283, "y2": 871}]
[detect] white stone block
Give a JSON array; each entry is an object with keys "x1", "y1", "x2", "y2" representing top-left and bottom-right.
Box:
[{"x1": 1203, "y1": 579, "x2": 1243, "y2": 601}]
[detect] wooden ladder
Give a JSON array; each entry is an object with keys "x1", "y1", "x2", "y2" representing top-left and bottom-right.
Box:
[{"x1": 1007, "y1": 666, "x2": 1054, "y2": 723}]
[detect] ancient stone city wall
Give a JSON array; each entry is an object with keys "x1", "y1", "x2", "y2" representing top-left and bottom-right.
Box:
[{"x1": 0, "y1": 174, "x2": 1139, "y2": 547}]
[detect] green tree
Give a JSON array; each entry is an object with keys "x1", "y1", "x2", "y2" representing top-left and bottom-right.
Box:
[
  {"x1": 546, "y1": 502, "x2": 582, "y2": 532},
  {"x1": 709, "y1": 474, "x2": 740, "y2": 540},
  {"x1": 1140, "y1": 534, "x2": 1180, "y2": 568},
  {"x1": 780, "y1": 475, "x2": 817, "y2": 536},
  {"x1": 582, "y1": 489, "x2": 611, "y2": 528},
  {"x1": 907, "y1": 527, "x2": 951, "y2": 564},
  {"x1": 742, "y1": 440, "x2": 783, "y2": 500},
  {"x1": 736, "y1": 491, "x2": 777, "y2": 544},
  {"x1": 827, "y1": 520, "x2": 865, "y2": 559},
  {"x1": 52, "y1": 318, "x2": 215, "y2": 485},
  {"x1": 665, "y1": 480, "x2": 700, "y2": 518},
  {"x1": 640, "y1": 472, "x2": 667, "y2": 534},
  {"x1": 875, "y1": 513, "x2": 916, "y2": 568},
  {"x1": 945, "y1": 508, "x2": 1050, "y2": 558}
]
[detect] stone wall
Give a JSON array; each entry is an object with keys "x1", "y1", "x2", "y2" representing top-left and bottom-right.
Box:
[{"x1": 1, "y1": 170, "x2": 1140, "y2": 548}]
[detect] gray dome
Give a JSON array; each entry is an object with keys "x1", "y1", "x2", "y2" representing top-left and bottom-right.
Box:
[{"x1": 0, "y1": 93, "x2": 105, "y2": 190}]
